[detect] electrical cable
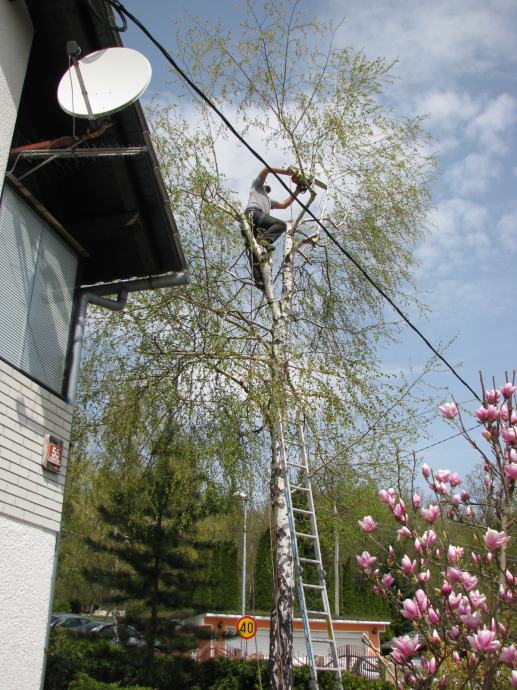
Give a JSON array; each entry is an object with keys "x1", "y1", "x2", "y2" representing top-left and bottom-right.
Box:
[{"x1": 97, "y1": 0, "x2": 481, "y2": 403}]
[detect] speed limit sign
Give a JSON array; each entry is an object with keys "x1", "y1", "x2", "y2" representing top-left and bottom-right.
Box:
[{"x1": 236, "y1": 615, "x2": 257, "y2": 639}]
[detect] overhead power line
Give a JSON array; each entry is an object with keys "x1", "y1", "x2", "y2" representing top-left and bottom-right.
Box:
[{"x1": 100, "y1": 0, "x2": 480, "y2": 402}]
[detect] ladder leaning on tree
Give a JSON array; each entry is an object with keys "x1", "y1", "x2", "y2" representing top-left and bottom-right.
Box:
[{"x1": 278, "y1": 411, "x2": 343, "y2": 690}]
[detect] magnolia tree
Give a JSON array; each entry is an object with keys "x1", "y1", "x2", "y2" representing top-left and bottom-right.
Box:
[{"x1": 357, "y1": 377, "x2": 516, "y2": 689}]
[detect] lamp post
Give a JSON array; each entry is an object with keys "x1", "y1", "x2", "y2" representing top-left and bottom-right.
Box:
[{"x1": 234, "y1": 491, "x2": 249, "y2": 617}]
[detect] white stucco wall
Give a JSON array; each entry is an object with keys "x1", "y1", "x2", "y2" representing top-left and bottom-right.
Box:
[
  {"x1": 0, "y1": 358, "x2": 73, "y2": 689},
  {"x1": 0, "y1": 514, "x2": 57, "y2": 690},
  {"x1": 0, "y1": 0, "x2": 33, "y2": 186}
]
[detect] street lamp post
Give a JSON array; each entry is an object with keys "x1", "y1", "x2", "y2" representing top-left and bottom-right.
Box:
[
  {"x1": 234, "y1": 491, "x2": 249, "y2": 658},
  {"x1": 234, "y1": 491, "x2": 249, "y2": 617}
]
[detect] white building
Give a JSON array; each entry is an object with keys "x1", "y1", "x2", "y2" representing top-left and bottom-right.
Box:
[{"x1": 0, "y1": 2, "x2": 187, "y2": 688}]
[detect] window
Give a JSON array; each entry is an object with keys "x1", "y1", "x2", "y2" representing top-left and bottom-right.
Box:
[{"x1": 0, "y1": 185, "x2": 78, "y2": 395}]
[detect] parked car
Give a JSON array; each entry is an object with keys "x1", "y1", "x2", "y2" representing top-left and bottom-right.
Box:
[
  {"x1": 75, "y1": 621, "x2": 145, "y2": 647},
  {"x1": 50, "y1": 613, "x2": 92, "y2": 629}
]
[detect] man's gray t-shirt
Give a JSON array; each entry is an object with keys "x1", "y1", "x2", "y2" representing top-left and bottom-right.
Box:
[{"x1": 245, "y1": 177, "x2": 278, "y2": 215}]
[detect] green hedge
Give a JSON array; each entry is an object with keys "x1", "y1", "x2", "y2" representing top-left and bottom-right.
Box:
[{"x1": 45, "y1": 630, "x2": 393, "y2": 690}]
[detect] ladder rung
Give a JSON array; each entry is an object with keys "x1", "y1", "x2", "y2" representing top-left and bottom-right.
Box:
[
  {"x1": 290, "y1": 484, "x2": 309, "y2": 492},
  {"x1": 315, "y1": 666, "x2": 340, "y2": 672},
  {"x1": 302, "y1": 583, "x2": 324, "y2": 590},
  {"x1": 287, "y1": 461, "x2": 306, "y2": 469},
  {"x1": 311, "y1": 637, "x2": 334, "y2": 643},
  {"x1": 293, "y1": 507, "x2": 314, "y2": 516},
  {"x1": 295, "y1": 531, "x2": 316, "y2": 539},
  {"x1": 299, "y1": 557, "x2": 320, "y2": 564},
  {"x1": 306, "y1": 610, "x2": 329, "y2": 616}
]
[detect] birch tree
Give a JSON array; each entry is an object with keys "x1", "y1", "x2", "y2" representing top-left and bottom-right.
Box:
[{"x1": 80, "y1": 3, "x2": 436, "y2": 687}]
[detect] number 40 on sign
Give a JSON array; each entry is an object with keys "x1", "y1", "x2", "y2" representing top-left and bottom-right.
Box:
[{"x1": 236, "y1": 615, "x2": 256, "y2": 639}]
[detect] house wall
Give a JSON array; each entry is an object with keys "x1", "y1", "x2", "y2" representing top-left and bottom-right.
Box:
[
  {"x1": 0, "y1": 0, "x2": 33, "y2": 185},
  {"x1": 0, "y1": 359, "x2": 73, "y2": 690}
]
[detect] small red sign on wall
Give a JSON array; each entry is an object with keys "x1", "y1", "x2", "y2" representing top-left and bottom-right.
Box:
[{"x1": 42, "y1": 434, "x2": 64, "y2": 473}]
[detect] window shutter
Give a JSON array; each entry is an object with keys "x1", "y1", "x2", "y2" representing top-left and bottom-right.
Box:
[{"x1": 0, "y1": 186, "x2": 78, "y2": 394}]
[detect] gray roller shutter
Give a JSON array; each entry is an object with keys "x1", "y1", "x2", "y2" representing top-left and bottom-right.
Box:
[{"x1": 0, "y1": 185, "x2": 77, "y2": 394}]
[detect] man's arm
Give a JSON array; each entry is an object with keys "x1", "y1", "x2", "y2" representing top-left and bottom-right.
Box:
[
  {"x1": 273, "y1": 185, "x2": 302, "y2": 210},
  {"x1": 257, "y1": 166, "x2": 291, "y2": 182}
]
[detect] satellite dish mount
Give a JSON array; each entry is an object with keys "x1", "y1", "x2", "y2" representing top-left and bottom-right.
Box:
[{"x1": 66, "y1": 41, "x2": 96, "y2": 122}]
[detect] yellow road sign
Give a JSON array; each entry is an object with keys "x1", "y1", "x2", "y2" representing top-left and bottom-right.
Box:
[{"x1": 236, "y1": 615, "x2": 257, "y2": 639}]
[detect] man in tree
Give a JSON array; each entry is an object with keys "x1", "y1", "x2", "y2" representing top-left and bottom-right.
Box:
[{"x1": 245, "y1": 166, "x2": 304, "y2": 288}]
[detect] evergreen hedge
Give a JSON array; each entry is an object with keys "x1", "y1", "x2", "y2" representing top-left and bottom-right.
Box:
[{"x1": 45, "y1": 630, "x2": 393, "y2": 690}]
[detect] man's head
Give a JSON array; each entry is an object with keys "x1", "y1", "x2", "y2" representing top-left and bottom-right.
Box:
[{"x1": 264, "y1": 184, "x2": 271, "y2": 194}]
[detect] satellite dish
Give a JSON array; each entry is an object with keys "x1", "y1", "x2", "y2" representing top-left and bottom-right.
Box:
[{"x1": 57, "y1": 47, "x2": 152, "y2": 119}]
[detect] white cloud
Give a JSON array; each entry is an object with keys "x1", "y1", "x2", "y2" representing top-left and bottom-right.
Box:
[
  {"x1": 326, "y1": 0, "x2": 517, "y2": 87},
  {"x1": 445, "y1": 153, "x2": 501, "y2": 196},
  {"x1": 417, "y1": 198, "x2": 491, "y2": 277},
  {"x1": 498, "y1": 210, "x2": 517, "y2": 251},
  {"x1": 465, "y1": 93, "x2": 517, "y2": 155}
]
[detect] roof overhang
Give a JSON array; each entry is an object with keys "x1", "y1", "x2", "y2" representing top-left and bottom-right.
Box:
[{"x1": 10, "y1": 0, "x2": 187, "y2": 286}]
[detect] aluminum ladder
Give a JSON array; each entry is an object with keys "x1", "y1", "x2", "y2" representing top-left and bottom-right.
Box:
[{"x1": 278, "y1": 415, "x2": 343, "y2": 690}]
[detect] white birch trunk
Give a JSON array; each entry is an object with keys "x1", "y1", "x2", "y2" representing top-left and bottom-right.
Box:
[{"x1": 246, "y1": 194, "x2": 319, "y2": 689}]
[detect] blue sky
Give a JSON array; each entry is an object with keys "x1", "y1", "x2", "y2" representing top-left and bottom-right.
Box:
[{"x1": 119, "y1": 0, "x2": 517, "y2": 480}]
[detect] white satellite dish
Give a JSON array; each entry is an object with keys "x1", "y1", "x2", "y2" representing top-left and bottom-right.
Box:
[{"x1": 57, "y1": 47, "x2": 152, "y2": 119}]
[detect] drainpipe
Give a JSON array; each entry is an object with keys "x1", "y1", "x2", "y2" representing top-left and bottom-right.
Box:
[{"x1": 65, "y1": 270, "x2": 189, "y2": 404}]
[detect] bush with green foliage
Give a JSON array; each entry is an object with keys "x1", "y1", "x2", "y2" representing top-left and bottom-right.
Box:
[{"x1": 45, "y1": 629, "x2": 393, "y2": 689}]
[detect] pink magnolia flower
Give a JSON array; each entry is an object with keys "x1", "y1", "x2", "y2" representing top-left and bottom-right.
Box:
[
  {"x1": 448, "y1": 591, "x2": 462, "y2": 609},
  {"x1": 447, "y1": 545, "x2": 464, "y2": 563},
  {"x1": 460, "y1": 611, "x2": 482, "y2": 630},
  {"x1": 512, "y1": 670, "x2": 517, "y2": 689},
  {"x1": 500, "y1": 382, "x2": 517, "y2": 398},
  {"x1": 450, "y1": 625, "x2": 460, "y2": 639},
  {"x1": 422, "y1": 504, "x2": 440, "y2": 523},
  {"x1": 431, "y1": 629, "x2": 441, "y2": 646},
  {"x1": 440, "y1": 402, "x2": 458, "y2": 419},
  {"x1": 467, "y1": 628, "x2": 501, "y2": 654},
  {"x1": 421, "y1": 529, "x2": 437, "y2": 549},
  {"x1": 466, "y1": 505, "x2": 473, "y2": 518},
  {"x1": 434, "y1": 469, "x2": 450, "y2": 483},
  {"x1": 503, "y1": 427, "x2": 517, "y2": 445},
  {"x1": 358, "y1": 515, "x2": 377, "y2": 533},
  {"x1": 422, "y1": 463, "x2": 430, "y2": 478},
  {"x1": 391, "y1": 635, "x2": 422, "y2": 663},
  {"x1": 381, "y1": 573, "x2": 394, "y2": 588},
  {"x1": 397, "y1": 526, "x2": 412, "y2": 540},
  {"x1": 445, "y1": 566, "x2": 463, "y2": 583},
  {"x1": 401, "y1": 555, "x2": 416, "y2": 575},
  {"x1": 401, "y1": 598, "x2": 421, "y2": 620},
  {"x1": 469, "y1": 590, "x2": 487, "y2": 611},
  {"x1": 485, "y1": 389, "x2": 500, "y2": 405},
  {"x1": 451, "y1": 494, "x2": 461, "y2": 508},
  {"x1": 428, "y1": 607, "x2": 440, "y2": 625},
  {"x1": 500, "y1": 645, "x2": 517, "y2": 667},
  {"x1": 434, "y1": 481, "x2": 449, "y2": 495},
  {"x1": 449, "y1": 472, "x2": 462, "y2": 487},
  {"x1": 476, "y1": 405, "x2": 499, "y2": 423},
  {"x1": 452, "y1": 650, "x2": 460, "y2": 663},
  {"x1": 505, "y1": 569, "x2": 515, "y2": 586},
  {"x1": 441, "y1": 580, "x2": 452, "y2": 596},
  {"x1": 482, "y1": 429, "x2": 492, "y2": 441},
  {"x1": 393, "y1": 502, "x2": 407, "y2": 523},
  {"x1": 415, "y1": 589, "x2": 429, "y2": 613},
  {"x1": 462, "y1": 571, "x2": 478, "y2": 592},
  {"x1": 504, "y1": 463, "x2": 517, "y2": 481},
  {"x1": 356, "y1": 551, "x2": 376, "y2": 570},
  {"x1": 422, "y1": 656, "x2": 437, "y2": 674},
  {"x1": 460, "y1": 489, "x2": 470, "y2": 502},
  {"x1": 412, "y1": 493, "x2": 422, "y2": 509},
  {"x1": 417, "y1": 569, "x2": 431, "y2": 583},
  {"x1": 484, "y1": 528, "x2": 511, "y2": 551}
]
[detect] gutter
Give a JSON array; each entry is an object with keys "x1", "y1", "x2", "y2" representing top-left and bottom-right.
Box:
[{"x1": 66, "y1": 270, "x2": 189, "y2": 404}]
